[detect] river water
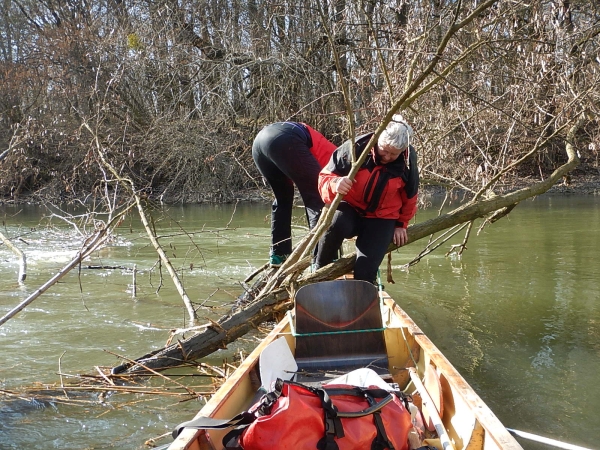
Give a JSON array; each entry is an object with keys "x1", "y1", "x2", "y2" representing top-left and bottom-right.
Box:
[{"x1": 1, "y1": 195, "x2": 599, "y2": 449}]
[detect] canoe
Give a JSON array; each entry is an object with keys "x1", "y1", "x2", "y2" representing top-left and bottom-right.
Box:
[{"x1": 167, "y1": 279, "x2": 523, "y2": 450}]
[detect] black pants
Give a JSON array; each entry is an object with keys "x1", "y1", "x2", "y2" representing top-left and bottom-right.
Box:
[
  {"x1": 252, "y1": 122, "x2": 324, "y2": 257},
  {"x1": 315, "y1": 202, "x2": 396, "y2": 283}
]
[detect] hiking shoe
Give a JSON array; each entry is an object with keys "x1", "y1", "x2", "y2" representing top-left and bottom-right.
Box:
[{"x1": 269, "y1": 254, "x2": 288, "y2": 267}]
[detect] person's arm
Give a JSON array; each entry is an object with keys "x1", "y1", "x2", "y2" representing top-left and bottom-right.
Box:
[
  {"x1": 318, "y1": 139, "x2": 355, "y2": 204},
  {"x1": 396, "y1": 191, "x2": 418, "y2": 229},
  {"x1": 302, "y1": 123, "x2": 337, "y2": 168},
  {"x1": 394, "y1": 146, "x2": 419, "y2": 242}
]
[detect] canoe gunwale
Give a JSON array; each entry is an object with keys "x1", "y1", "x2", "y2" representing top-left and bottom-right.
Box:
[{"x1": 381, "y1": 295, "x2": 522, "y2": 450}]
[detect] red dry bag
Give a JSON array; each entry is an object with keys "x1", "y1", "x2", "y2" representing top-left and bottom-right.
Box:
[
  {"x1": 236, "y1": 379, "x2": 412, "y2": 450},
  {"x1": 172, "y1": 379, "x2": 413, "y2": 450}
]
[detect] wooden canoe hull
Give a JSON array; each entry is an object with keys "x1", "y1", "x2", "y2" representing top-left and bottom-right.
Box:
[{"x1": 168, "y1": 290, "x2": 523, "y2": 450}]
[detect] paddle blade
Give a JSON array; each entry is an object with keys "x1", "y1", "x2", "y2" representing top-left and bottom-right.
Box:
[
  {"x1": 259, "y1": 336, "x2": 297, "y2": 389},
  {"x1": 422, "y1": 364, "x2": 443, "y2": 432}
]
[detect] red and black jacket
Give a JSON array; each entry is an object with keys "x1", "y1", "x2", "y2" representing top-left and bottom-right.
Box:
[
  {"x1": 318, "y1": 133, "x2": 419, "y2": 228},
  {"x1": 302, "y1": 123, "x2": 337, "y2": 168}
]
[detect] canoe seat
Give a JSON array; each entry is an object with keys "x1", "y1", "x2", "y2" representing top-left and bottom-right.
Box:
[{"x1": 293, "y1": 280, "x2": 389, "y2": 376}]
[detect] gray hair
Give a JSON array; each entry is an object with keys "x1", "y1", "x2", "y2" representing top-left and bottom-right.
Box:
[{"x1": 379, "y1": 114, "x2": 413, "y2": 150}]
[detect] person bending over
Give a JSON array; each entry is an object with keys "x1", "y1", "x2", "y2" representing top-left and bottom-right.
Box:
[
  {"x1": 252, "y1": 122, "x2": 337, "y2": 267},
  {"x1": 314, "y1": 115, "x2": 419, "y2": 283}
]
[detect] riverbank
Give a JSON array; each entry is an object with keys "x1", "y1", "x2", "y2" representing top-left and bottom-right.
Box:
[
  {"x1": 168, "y1": 173, "x2": 600, "y2": 206},
  {"x1": 259, "y1": 170, "x2": 600, "y2": 203},
  {"x1": 534, "y1": 171, "x2": 600, "y2": 195},
  {"x1": 1, "y1": 169, "x2": 599, "y2": 206}
]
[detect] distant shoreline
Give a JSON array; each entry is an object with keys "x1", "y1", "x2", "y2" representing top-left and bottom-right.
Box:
[{"x1": 1, "y1": 171, "x2": 599, "y2": 206}]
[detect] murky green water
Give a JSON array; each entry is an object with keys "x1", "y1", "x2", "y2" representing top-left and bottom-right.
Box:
[{"x1": 1, "y1": 196, "x2": 599, "y2": 449}]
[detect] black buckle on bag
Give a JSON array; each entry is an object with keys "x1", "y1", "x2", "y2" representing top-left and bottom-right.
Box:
[
  {"x1": 317, "y1": 415, "x2": 342, "y2": 450},
  {"x1": 316, "y1": 387, "x2": 344, "y2": 450},
  {"x1": 363, "y1": 391, "x2": 395, "y2": 450},
  {"x1": 255, "y1": 378, "x2": 285, "y2": 416}
]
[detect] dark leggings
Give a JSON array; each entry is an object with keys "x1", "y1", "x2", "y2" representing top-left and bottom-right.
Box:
[
  {"x1": 315, "y1": 202, "x2": 396, "y2": 283},
  {"x1": 252, "y1": 122, "x2": 324, "y2": 256}
]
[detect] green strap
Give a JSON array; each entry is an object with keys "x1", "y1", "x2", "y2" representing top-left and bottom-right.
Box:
[
  {"x1": 287, "y1": 312, "x2": 386, "y2": 337},
  {"x1": 291, "y1": 327, "x2": 386, "y2": 337}
]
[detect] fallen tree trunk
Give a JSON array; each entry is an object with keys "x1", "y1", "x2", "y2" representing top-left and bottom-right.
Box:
[
  {"x1": 108, "y1": 0, "x2": 524, "y2": 374},
  {"x1": 114, "y1": 159, "x2": 577, "y2": 374},
  {"x1": 114, "y1": 96, "x2": 584, "y2": 377}
]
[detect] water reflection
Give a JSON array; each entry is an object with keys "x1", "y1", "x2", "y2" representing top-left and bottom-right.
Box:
[{"x1": 1, "y1": 196, "x2": 599, "y2": 449}]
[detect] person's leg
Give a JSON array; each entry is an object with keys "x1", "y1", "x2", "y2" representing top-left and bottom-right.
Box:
[
  {"x1": 291, "y1": 158, "x2": 324, "y2": 231},
  {"x1": 279, "y1": 140, "x2": 324, "y2": 259},
  {"x1": 354, "y1": 218, "x2": 396, "y2": 284},
  {"x1": 270, "y1": 181, "x2": 294, "y2": 258},
  {"x1": 264, "y1": 125, "x2": 324, "y2": 230},
  {"x1": 314, "y1": 202, "x2": 360, "y2": 269},
  {"x1": 252, "y1": 126, "x2": 295, "y2": 257}
]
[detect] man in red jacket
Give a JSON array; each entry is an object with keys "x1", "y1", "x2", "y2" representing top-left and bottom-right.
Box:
[
  {"x1": 252, "y1": 122, "x2": 337, "y2": 267},
  {"x1": 314, "y1": 115, "x2": 419, "y2": 283}
]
